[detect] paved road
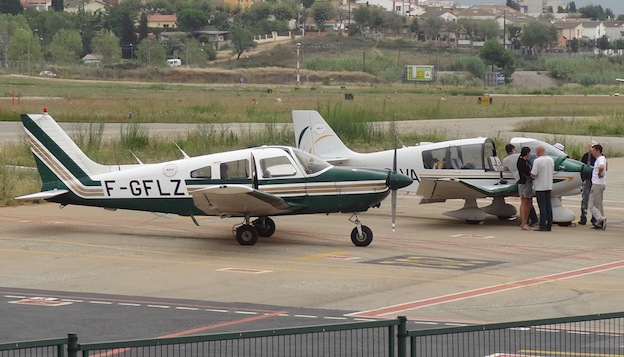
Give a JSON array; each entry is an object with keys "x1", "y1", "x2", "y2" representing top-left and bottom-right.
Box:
[{"x1": 2, "y1": 159, "x2": 624, "y2": 342}]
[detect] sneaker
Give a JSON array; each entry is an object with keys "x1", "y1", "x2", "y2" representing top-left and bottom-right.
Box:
[
  {"x1": 579, "y1": 219, "x2": 586, "y2": 225},
  {"x1": 601, "y1": 218, "x2": 607, "y2": 231}
]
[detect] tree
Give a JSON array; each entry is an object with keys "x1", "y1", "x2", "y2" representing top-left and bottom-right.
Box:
[
  {"x1": 181, "y1": 38, "x2": 208, "y2": 67},
  {"x1": 177, "y1": 8, "x2": 209, "y2": 31},
  {"x1": 506, "y1": 24, "x2": 522, "y2": 51},
  {"x1": 91, "y1": 32, "x2": 121, "y2": 65},
  {"x1": 458, "y1": 18, "x2": 479, "y2": 49},
  {"x1": 0, "y1": 0, "x2": 23, "y2": 15},
  {"x1": 480, "y1": 39, "x2": 515, "y2": 83},
  {"x1": 136, "y1": 38, "x2": 166, "y2": 67},
  {"x1": 353, "y1": 6, "x2": 372, "y2": 35},
  {"x1": 49, "y1": 29, "x2": 82, "y2": 64},
  {"x1": 567, "y1": 1, "x2": 576, "y2": 13},
  {"x1": 506, "y1": 0, "x2": 520, "y2": 11},
  {"x1": 311, "y1": 1, "x2": 335, "y2": 32},
  {"x1": 138, "y1": 12, "x2": 148, "y2": 41},
  {"x1": 408, "y1": 18, "x2": 419, "y2": 39},
  {"x1": 421, "y1": 14, "x2": 444, "y2": 43},
  {"x1": 8, "y1": 28, "x2": 42, "y2": 63},
  {"x1": 578, "y1": 4, "x2": 606, "y2": 20},
  {"x1": 521, "y1": 22, "x2": 557, "y2": 55},
  {"x1": 230, "y1": 25, "x2": 256, "y2": 59},
  {"x1": 119, "y1": 12, "x2": 137, "y2": 59},
  {"x1": 478, "y1": 19, "x2": 500, "y2": 40},
  {"x1": 51, "y1": 0, "x2": 64, "y2": 12},
  {"x1": 596, "y1": 35, "x2": 609, "y2": 53},
  {"x1": 301, "y1": 0, "x2": 315, "y2": 9},
  {"x1": 568, "y1": 37, "x2": 579, "y2": 53}
]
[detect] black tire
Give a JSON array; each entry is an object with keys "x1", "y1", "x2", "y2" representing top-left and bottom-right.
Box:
[
  {"x1": 236, "y1": 225, "x2": 259, "y2": 245},
  {"x1": 253, "y1": 217, "x2": 276, "y2": 237},
  {"x1": 466, "y1": 220, "x2": 483, "y2": 225},
  {"x1": 350, "y1": 225, "x2": 373, "y2": 247}
]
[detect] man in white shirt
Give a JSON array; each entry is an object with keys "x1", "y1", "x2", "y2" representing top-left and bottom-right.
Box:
[
  {"x1": 588, "y1": 144, "x2": 607, "y2": 230},
  {"x1": 531, "y1": 145, "x2": 554, "y2": 231}
]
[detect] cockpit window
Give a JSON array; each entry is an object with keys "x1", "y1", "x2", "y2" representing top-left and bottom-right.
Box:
[
  {"x1": 292, "y1": 148, "x2": 331, "y2": 174},
  {"x1": 259, "y1": 156, "x2": 296, "y2": 178},
  {"x1": 190, "y1": 165, "x2": 211, "y2": 178}
]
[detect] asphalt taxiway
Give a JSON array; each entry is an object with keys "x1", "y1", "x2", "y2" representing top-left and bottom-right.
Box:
[{"x1": 1, "y1": 159, "x2": 624, "y2": 343}]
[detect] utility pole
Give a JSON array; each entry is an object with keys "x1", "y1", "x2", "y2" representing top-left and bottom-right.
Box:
[{"x1": 296, "y1": 42, "x2": 301, "y2": 85}]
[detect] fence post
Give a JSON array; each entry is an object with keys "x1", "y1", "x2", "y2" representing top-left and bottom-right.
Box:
[
  {"x1": 67, "y1": 334, "x2": 78, "y2": 357},
  {"x1": 398, "y1": 316, "x2": 407, "y2": 357}
]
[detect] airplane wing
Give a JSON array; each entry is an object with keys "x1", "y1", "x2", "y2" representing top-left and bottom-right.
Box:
[
  {"x1": 190, "y1": 185, "x2": 302, "y2": 216},
  {"x1": 15, "y1": 189, "x2": 69, "y2": 200},
  {"x1": 417, "y1": 178, "x2": 517, "y2": 202}
]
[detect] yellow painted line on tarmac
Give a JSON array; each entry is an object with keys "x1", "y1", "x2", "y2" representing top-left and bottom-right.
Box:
[{"x1": 296, "y1": 250, "x2": 348, "y2": 260}]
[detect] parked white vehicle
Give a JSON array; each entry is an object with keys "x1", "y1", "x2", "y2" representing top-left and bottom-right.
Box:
[{"x1": 166, "y1": 59, "x2": 181, "y2": 67}]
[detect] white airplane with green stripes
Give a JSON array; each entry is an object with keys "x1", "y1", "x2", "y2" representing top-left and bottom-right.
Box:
[
  {"x1": 16, "y1": 109, "x2": 412, "y2": 246},
  {"x1": 293, "y1": 110, "x2": 593, "y2": 225}
]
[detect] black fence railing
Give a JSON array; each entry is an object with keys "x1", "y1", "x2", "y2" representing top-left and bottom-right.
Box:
[{"x1": 2, "y1": 312, "x2": 624, "y2": 356}]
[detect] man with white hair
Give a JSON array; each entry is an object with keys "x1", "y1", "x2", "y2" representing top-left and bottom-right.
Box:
[{"x1": 531, "y1": 145, "x2": 554, "y2": 231}]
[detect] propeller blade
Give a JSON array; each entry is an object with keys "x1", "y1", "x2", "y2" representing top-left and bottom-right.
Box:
[
  {"x1": 392, "y1": 129, "x2": 397, "y2": 232},
  {"x1": 391, "y1": 189, "x2": 397, "y2": 232}
]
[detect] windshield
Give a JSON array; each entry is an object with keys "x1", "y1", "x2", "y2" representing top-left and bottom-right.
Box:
[
  {"x1": 291, "y1": 148, "x2": 331, "y2": 174},
  {"x1": 513, "y1": 140, "x2": 566, "y2": 159}
]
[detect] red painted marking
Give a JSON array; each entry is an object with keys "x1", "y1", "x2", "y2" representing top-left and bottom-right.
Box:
[
  {"x1": 352, "y1": 260, "x2": 624, "y2": 318},
  {"x1": 89, "y1": 310, "x2": 286, "y2": 357}
]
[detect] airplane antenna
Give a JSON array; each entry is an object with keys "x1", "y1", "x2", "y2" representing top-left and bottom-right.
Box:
[
  {"x1": 175, "y1": 143, "x2": 190, "y2": 159},
  {"x1": 129, "y1": 150, "x2": 144, "y2": 165}
]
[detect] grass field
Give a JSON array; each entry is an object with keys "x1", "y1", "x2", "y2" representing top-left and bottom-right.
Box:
[{"x1": 2, "y1": 75, "x2": 624, "y2": 205}]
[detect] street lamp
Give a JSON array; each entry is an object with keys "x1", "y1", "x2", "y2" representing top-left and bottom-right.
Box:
[{"x1": 296, "y1": 42, "x2": 301, "y2": 85}]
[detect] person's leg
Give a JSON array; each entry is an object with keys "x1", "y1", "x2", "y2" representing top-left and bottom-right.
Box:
[
  {"x1": 536, "y1": 191, "x2": 547, "y2": 230},
  {"x1": 580, "y1": 181, "x2": 590, "y2": 224},
  {"x1": 545, "y1": 190, "x2": 553, "y2": 230},
  {"x1": 588, "y1": 186, "x2": 603, "y2": 225}
]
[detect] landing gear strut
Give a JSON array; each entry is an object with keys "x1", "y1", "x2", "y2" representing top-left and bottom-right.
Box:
[{"x1": 349, "y1": 214, "x2": 373, "y2": 247}]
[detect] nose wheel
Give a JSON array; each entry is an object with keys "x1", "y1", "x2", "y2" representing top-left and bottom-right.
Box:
[{"x1": 349, "y1": 214, "x2": 373, "y2": 247}]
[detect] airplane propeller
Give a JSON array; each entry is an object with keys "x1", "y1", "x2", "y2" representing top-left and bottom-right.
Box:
[{"x1": 391, "y1": 130, "x2": 398, "y2": 232}]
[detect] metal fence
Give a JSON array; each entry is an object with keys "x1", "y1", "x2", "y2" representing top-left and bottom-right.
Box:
[{"x1": 2, "y1": 312, "x2": 624, "y2": 357}]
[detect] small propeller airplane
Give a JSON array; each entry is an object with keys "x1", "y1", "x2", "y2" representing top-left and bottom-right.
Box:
[
  {"x1": 16, "y1": 109, "x2": 412, "y2": 246},
  {"x1": 293, "y1": 110, "x2": 592, "y2": 225}
]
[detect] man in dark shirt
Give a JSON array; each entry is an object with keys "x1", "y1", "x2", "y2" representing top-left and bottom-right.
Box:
[{"x1": 579, "y1": 141, "x2": 598, "y2": 225}]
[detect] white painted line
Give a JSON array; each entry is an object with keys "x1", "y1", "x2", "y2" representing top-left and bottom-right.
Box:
[
  {"x1": 89, "y1": 301, "x2": 113, "y2": 305},
  {"x1": 118, "y1": 303, "x2": 141, "y2": 307},
  {"x1": 235, "y1": 311, "x2": 258, "y2": 315},
  {"x1": 294, "y1": 315, "x2": 318, "y2": 319},
  {"x1": 205, "y1": 309, "x2": 228, "y2": 313},
  {"x1": 324, "y1": 316, "x2": 347, "y2": 320},
  {"x1": 147, "y1": 305, "x2": 170, "y2": 309},
  {"x1": 175, "y1": 307, "x2": 199, "y2": 311}
]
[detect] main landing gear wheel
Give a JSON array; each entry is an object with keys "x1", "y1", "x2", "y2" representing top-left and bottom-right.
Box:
[
  {"x1": 253, "y1": 217, "x2": 276, "y2": 237},
  {"x1": 235, "y1": 224, "x2": 259, "y2": 245},
  {"x1": 351, "y1": 225, "x2": 373, "y2": 247}
]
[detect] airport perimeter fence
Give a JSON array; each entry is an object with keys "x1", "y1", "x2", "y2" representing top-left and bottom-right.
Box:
[{"x1": 2, "y1": 312, "x2": 624, "y2": 356}]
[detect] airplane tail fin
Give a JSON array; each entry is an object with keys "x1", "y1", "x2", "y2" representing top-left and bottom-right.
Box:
[
  {"x1": 292, "y1": 110, "x2": 356, "y2": 162},
  {"x1": 18, "y1": 110, "x2": 107, "y2": 199}
]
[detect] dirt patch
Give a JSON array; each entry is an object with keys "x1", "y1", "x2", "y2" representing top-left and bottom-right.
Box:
[{"x1": 511, "y1": 71, "x2": 559, "y2": 89}]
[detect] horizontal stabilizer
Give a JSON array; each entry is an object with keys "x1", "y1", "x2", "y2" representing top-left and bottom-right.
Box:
[{"x1": 16, "y1": 189, "x2": 69, "y2": 200}]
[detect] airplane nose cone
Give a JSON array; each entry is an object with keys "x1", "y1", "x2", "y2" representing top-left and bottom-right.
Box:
[
  {"x1": 581, "y1": 164, "x2": 592, "y2": 181},
  {"x1": 387, "y1": 171, "x2": 413, "y2": 190}
]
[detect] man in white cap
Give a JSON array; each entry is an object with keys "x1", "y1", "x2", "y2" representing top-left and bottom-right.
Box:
[{"x1": 579, "y1": 141, "x2": 598, "y2": 225}]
